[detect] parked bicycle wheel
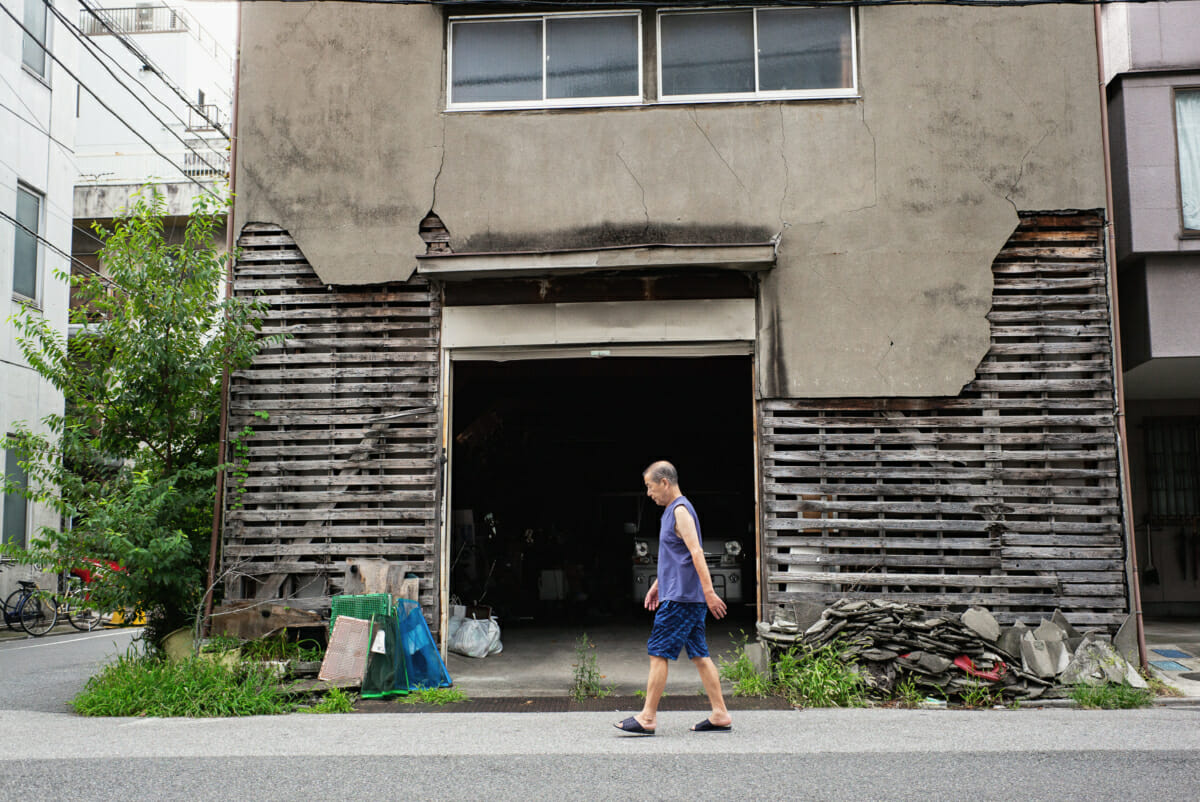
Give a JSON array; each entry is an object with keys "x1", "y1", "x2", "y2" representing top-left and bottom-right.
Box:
[
  {"x1": 2, "y1": 590, "x2": 24, "y2": 631},
  {"x1": 67, "y1": 600, "x2": 103, "y2": 631},
  {"x1": 19, "y1": 592, "x2": 58, "y2": 636}
]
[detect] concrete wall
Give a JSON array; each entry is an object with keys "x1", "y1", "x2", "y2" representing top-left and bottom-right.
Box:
[
  {"x1": 1109, "y1": 75, "x2": 1200, "y2": 262},
  {"x1": 234, "y1": 4, "x2": 1106, "y2": 398}
]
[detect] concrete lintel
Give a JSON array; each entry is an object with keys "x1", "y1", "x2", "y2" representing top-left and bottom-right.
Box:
[{"x1": 416, "y1": 243, "x2": 776, "y2": 281}]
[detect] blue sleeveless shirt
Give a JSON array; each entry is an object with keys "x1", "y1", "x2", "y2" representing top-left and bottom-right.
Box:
[{"x1": 657, "y1": 496, "x2": 705, "y2": 603}]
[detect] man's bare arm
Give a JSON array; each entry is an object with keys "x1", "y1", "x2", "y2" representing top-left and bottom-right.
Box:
[{"x1": 674, "y1": 506, "x2": 727, "y2": 620}]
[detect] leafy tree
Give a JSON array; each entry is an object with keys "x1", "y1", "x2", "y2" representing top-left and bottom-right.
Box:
[{"x1": 2, "y1": 187, "x2": 274, "y2": 643}]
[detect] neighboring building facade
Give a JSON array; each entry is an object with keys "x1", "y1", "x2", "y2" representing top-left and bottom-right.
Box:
[
  {"x1": 1103, "y1": 1, "x2": 1200, "y2": 617},
  {"x1": 1, "y1": 0, "x2": 79, "y2": 596},
  {"x1": 72, "y1": 1, "x2": 233, "y2": 275},
  {"x1": 222, "y1": 3, "x2": 1127, "y2": 639}
]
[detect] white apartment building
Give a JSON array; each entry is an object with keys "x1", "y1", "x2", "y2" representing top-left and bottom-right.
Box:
[
  {"x1": 1, "y1": 0, "x2": 80, "y2": 594},
  {"x1": 73, "y1": 1, "x2": 233, "y2": 230}
]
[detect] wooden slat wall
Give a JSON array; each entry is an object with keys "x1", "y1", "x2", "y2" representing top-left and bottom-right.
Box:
[
  {"x1": 222, "y1": 224, "x2": 442, "y2": 625},
  {"x1": 761, "y1": 212, "x2": 1127, "y2": 628}
]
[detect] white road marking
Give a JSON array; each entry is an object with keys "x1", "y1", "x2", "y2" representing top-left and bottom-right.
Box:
[{"x1": 0, "y1": 628, "x2": 141, "y2": 651}]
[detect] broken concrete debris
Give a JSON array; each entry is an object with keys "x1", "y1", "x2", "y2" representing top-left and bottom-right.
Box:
[{"x1": 757, "y1": 599, "x2": 1145, "y2": 701}]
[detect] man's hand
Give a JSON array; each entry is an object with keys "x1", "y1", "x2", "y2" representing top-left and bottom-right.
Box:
[
  {"x1": 644, "y1": 584, "x2": 659, "y2": 611},
  {"x1": 705, "y1": 589, "x2": 727, "y2": 620}
]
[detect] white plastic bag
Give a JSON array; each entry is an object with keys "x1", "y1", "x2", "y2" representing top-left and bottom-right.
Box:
[{"x1": 448, "y1": 615, "x2": 502, "y2": 658}]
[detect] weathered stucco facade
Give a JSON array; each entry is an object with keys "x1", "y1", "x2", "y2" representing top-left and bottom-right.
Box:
[
  {"x1": 224, "y1": 3, "x2": 1128, "y2": 634},
  {"x1": 234, "y1": 3, "x2": 1106, "y2": 399}
]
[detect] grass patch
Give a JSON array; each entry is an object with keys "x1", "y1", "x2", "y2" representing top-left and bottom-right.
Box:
[
  {"x1": 397, "y1": 687, "x2": 469, "y2": 706},
  {"x1": 718, "y1": 641, "x2": 772, "y2": 698},
  {"x1": 958, "y1": 682, "x2": 1001, "y2": 710},
  {"x1": 1070, "y1": 682, "x2": 1155, "y2": 710},
  {"x1": 1143, "y1": 671, "x2": 1184, "y2": 698},
  {"x1": 239, "y1": 631, "x2": 323, "y2": 663},
  {"x1": 570, "y1": 633, "x2": 614, "y2": 701},
  {"x1": 72, "y1": 647, "x2": 293, "y2": 717},
  {"x1": 299, "y1": 686, "x2": 356, "y2": 714},
  {"x1": 719, "y1": 638, "x2": 866, "y2": 708},
  {"x1": 893, "y1": 677, "x2": 925, "y2": 709}
]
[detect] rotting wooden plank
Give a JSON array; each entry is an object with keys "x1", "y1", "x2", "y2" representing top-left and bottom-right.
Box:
[
  {"x1": 768, "y1": 553, "x2": 1003, "y2": 569},
  {"x1": 761, "y1": 481, "x2": 1118, "y2": 500},
  {"x1": 766, "y1": 572, "x2": 1059, "y2": 589}
]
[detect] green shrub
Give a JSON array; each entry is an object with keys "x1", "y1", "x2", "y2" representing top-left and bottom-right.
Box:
[{"x1": 1070, "y1": 683, "x2": 1155, "y2": 710}]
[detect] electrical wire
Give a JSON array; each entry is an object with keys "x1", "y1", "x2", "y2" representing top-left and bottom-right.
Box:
[
  {"x1": 0, "y1": 3, "x2": 220, "y2": 200},
  {"x1": 42, "y1": 1, "x2": 230, "y2": 172},
  {"x1": 0, "y1": 209, "x2": 118, "y2": 287},
  {"x1": 75, "y1": 0, "x2": 231, "y2": 145}
]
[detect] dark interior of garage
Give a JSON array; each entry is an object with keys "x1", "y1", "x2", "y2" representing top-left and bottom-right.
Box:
[{"x1": 449, "y1": 356, "x2": 757, "y2": 630}]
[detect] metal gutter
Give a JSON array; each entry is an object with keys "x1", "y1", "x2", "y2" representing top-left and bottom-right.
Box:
[
  {"x1": 1094, "y1": 4, "x2": 1148, "y2": 671},
  {"x1": 204, "y1": 5, "x2": 242, "y2": 632}
]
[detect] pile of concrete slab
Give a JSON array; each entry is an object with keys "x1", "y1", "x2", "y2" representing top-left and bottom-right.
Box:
[{"x1": 755, "y1": 599, "x2": 1145, "y2": 700}]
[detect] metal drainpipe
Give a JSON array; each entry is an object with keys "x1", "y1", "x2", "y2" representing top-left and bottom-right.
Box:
[
  {"x1": 1094, "y1": 6, "x2": 1148, "y2": 671},
  {"x1": 203, "y1": 6, "x2": 242, "y2": 634}
]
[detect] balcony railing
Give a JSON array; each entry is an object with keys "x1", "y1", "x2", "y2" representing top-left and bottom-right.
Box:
[
  {"x1": 79, "y1": 4, "x2": 233, "y2": 73},
  {"x1": 76, "y1": 148, "x2": 229, "y2": 186}
]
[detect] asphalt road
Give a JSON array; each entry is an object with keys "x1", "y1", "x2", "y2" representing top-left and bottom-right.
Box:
[
  {"x1": 2, "y1": 629, "x2": 1199, "y2": 801},
  {"x1": 0, "y1": 627, "x2": 141, "y2": 714}
]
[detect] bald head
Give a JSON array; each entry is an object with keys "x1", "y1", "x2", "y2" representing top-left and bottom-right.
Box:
[{"x1": 643, "y1": 460, "x2": 678, "y2": 487}]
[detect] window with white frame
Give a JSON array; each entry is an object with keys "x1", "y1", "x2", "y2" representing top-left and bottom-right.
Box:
[
  {"x1": 1177, "y1": 89, "x2": 1200, "y2": 233},
  {"x1": 12, "y1": 184, "x2": 41, "y2": 301},
  {"x1": 22, "y1": 0, "x2": 48, "y2": 77},
  {"x1": 657, "y1": 7, "x2": 856, "y2": 101},
  {"x1": 448, "y1": 12, "x2": 642, "y2": 109},
  {"x1": 2, "y1": 446, "x2": 30, "y2": 548}
]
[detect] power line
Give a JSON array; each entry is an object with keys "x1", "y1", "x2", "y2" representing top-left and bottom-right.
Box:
[
  {"x1": 43, "y1": 1, "x2": 230, "y2": 174},
  {"x1": 0, "y1": 3, "x2": 221, "y2": 200},
  {"x1": 0, "y1": 208, "x2": 118, "y2": 288},
  {"x1": 0, "y1": 98, "x2": 75, "y2": 154},
  {"x1": 76, "y1": 0, "x2": 231, "y2": 145}
]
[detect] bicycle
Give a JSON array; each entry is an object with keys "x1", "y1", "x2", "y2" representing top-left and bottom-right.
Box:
[
  {"x1": 1, "y1": 579, "x2": 59, "y2": 636},
  {"x1": 61, "y1": 573, "x2": 106, "y2": 631}
]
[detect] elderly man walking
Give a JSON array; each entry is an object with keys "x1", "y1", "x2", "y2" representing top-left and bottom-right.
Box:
[{"x1": 614, "y1": 460, "x2": 733, "y2": 735}]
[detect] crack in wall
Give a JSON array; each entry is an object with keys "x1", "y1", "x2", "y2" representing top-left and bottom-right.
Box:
[
  {"x1": 846, "y1": 102, "x2": 879, "y2": 215},
  {"x1": 430, "y1": 114, "x2": 447, "y2": 213},
  {"x1": 689, "y1": 108, "x2": 749, "y2": 197},
  {"x1": 615, "y1": 139, "x2": 650, "y2": 230},
  {"x1": 1004, "y1": 124, "x2": 1057, "y2": 215},
  {"x1": 777, "y1": 102, "x2": 791, "y2": 232}
]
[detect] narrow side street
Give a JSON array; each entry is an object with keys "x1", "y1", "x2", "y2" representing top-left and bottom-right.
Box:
[{"x1": 0, "y1": 707, "x2": 1198, "y2": 801}]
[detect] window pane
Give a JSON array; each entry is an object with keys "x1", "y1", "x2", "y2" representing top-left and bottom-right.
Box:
[
  {"x1": 660, "y1": 12, "x2": 754, "y2": 97},
  {"x1": 22, "y1": 0, "x2": 47, "y2": 75},
  {"x1": 1178, "y1": 90, "x2": 1200, "y2": 231},
  {"x1": 451, "y1": 20, "x2": 542, "y2": 104},
  {"x1": 546, "y1": 16, "x2": 638, "y2": 100},
  {"x1": 758, "y1": 8, "x2": 852, "y2": 92},
  {"x1": 13, "y1": 187, "x2": 39, "y2": 299},
  {"x1": 3, "y1": 448, "x2": 29, "y2": 548}
]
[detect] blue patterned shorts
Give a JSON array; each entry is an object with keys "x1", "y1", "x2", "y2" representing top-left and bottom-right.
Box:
[{"x1": 647, "y1": 600, "x2": 709, "y2": 660}]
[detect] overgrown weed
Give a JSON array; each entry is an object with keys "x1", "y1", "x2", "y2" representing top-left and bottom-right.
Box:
[
  {"x1": 397, "y1": 687, "x2": 469, "y2": 705},
  {"x1": 1070, "y1": 682, "x2": 1155, "y2": 709},
  {"x1": 570, "y1": 633, "x2": 614, "y2": 701},
  {"x1": 72, "y1": 645, "x2": 292, "y2": 717}
]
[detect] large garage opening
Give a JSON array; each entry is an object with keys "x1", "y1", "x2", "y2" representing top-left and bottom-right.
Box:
[{"x1": 448, "y1": 355, "x2": 758, "y2": 642}]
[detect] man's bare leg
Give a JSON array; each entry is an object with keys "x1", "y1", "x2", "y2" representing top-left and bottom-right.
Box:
[
  {"x1": 636, "y1": 656, "x2": 670, "y2": 730},
  {"x1": 692, "y1": 656, "x2": 732, "y2": 727}
]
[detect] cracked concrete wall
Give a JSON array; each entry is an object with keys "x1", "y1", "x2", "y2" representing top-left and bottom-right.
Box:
[{"x1": 234, "y1": 4, "x2": 1106, "y2": 398}]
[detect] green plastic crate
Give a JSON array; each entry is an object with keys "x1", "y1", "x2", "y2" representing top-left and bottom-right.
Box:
[{"x1": 330, "y1": 593, "x2": 392, "y2": 633}]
